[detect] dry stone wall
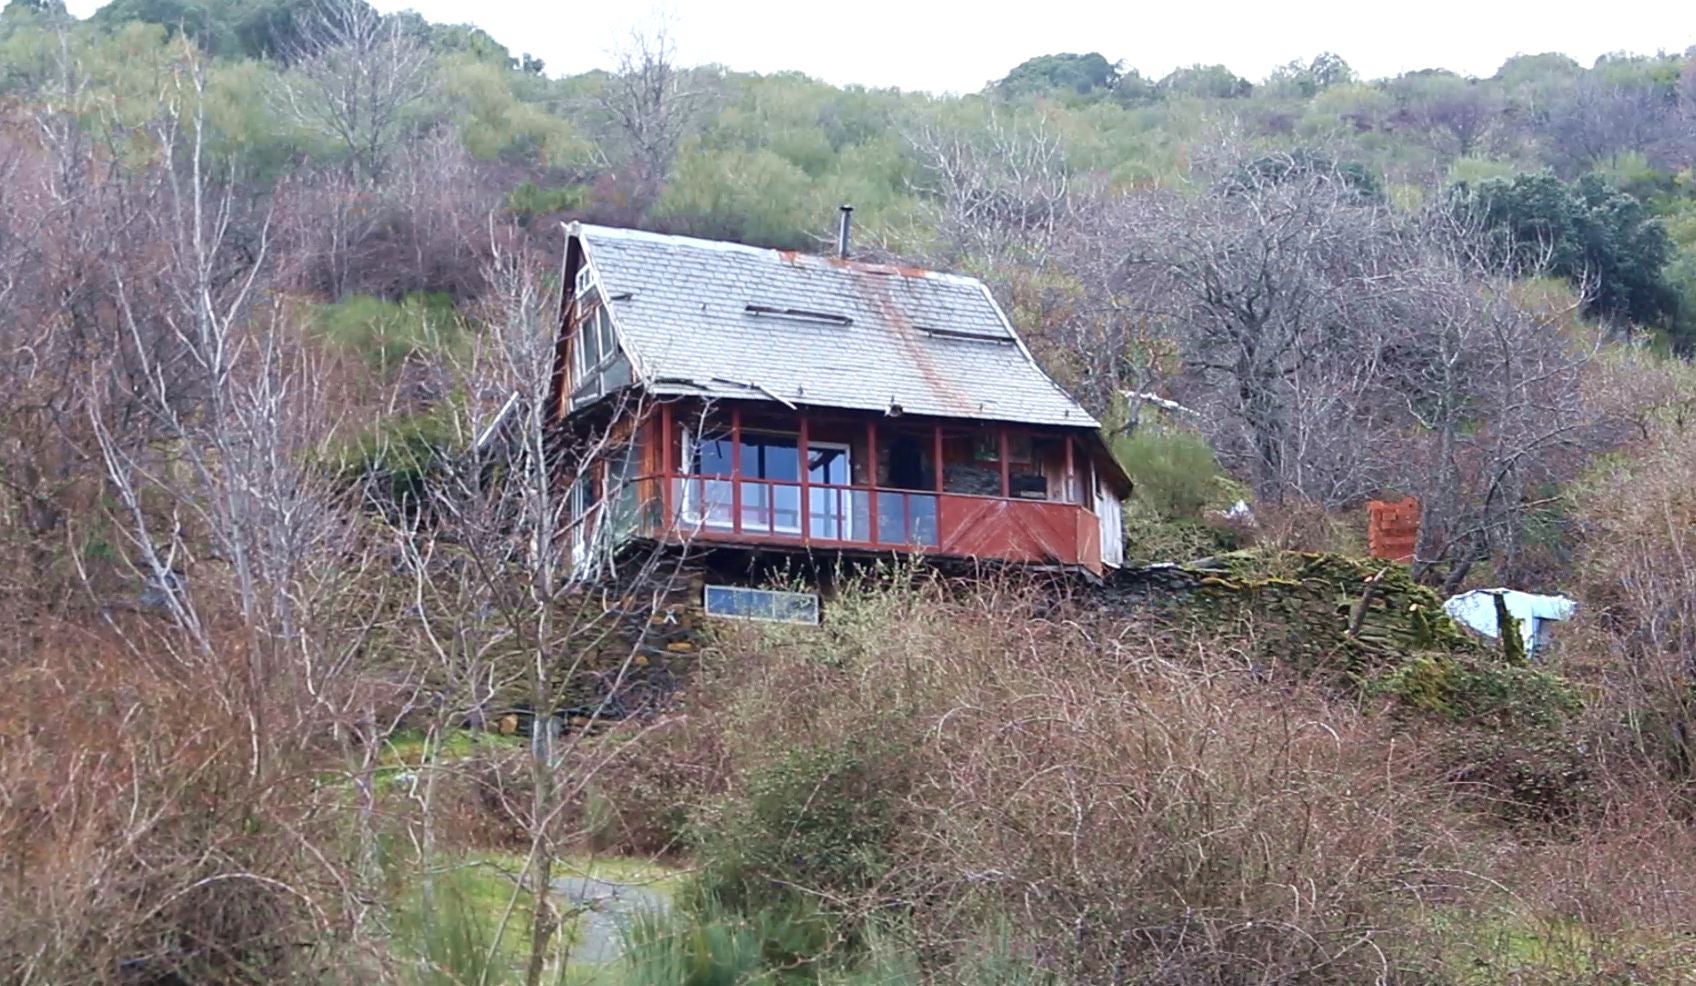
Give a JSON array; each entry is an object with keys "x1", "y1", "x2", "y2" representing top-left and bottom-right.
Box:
[{"x1": 1095, "y1": 551, "x2": 1487, "y2": 677}]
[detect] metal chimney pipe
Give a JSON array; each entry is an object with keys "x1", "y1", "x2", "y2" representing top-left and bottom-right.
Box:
[{"x1": 837, "y1": 204, "x2": 854, "y2": 259}]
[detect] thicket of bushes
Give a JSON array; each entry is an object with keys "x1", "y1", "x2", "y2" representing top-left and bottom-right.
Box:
[
  {"x1": 11, "y1": 534, "x2": 1696, "y2": 982},
  {"x1": 567, "y1": 565, "x2": 1696, "y2": 983}
]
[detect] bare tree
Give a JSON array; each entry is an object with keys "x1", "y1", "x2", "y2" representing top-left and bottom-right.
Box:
[
  {"x1": 1388, "y1": 71, "x2": 1505, "y2": 159},
  {"x1": 1543, "y1": 74, "x2": 1677, "y2": 174},
  {"x1": 905, "y1": 110, "x2": 1075, "y2": 264},
  {"x1": 277, "y1": 0, "x2": 433, "y2": 186},
  {"x1": 1077, "y1": 147, "x2": 1612, "y2": 585},
  {"x1": 1112, "y1": 152, "x2": 1400, "y2": 503},
  {"x1": 594, "y1": 27, "x2": 704, "y2": 223},
  {"x1": 1384, "y1": 220, "x2": 1602, "y2": 588},
  {"x1": 7, "y1": 52, "x2": 398, "y2": 980},
  {"x1": 379, "y1": 237, "x2": 692, "y2": 984}
]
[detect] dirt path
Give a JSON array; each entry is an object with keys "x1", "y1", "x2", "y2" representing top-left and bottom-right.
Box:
[{"x1": 552, "y1": 874, "x2": 671, "y2": 962}]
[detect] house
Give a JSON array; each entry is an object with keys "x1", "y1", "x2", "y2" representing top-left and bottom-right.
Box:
[{"x1": 549, "y1": 218, "x2": 1131, "y2": 613}]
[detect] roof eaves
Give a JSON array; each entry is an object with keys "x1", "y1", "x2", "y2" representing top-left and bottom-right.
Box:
[
  {"x1": 973, "y1": 279, "x2": 1101, "y2": 429},
  {"x1": 574, "y1": 232, "x2": 654, "y2": 390}
]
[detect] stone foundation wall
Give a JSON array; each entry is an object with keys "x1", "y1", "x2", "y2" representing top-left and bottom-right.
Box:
[
  {"x1": 486, "y1": 561, "x2": 708, "y2": 733},
  {"x1": 488, "y1": 547, "x2": 1494, "y2": 734}
]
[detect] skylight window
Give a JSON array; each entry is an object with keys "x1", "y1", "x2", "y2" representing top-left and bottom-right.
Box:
[
  {"x1": 920, "y1": 326, "x2": 1013, "y2": 344},
  {"x1": 744, "y1": 304, "x2": 853, "y2": 326}
]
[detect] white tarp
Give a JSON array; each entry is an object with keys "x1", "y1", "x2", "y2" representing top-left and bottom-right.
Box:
[{"x1": 1442, "y1": 589, "x2": 1577, "y2": 654}]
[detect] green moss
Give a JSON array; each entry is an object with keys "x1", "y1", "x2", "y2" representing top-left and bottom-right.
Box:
[
  {"x1": 1155, "y1": 550, "x2": 1584, "y2": 726},
  {"x1": 1367, "y1": 653, "x2": 1579, "y2": 726}
]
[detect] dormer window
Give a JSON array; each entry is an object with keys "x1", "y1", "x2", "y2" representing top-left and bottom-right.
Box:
[
  {"x1": 569, "y1": 261, "x2": 627, "y2": 404},
  {"x1": 573, "y1": 300, "x2": 615, "y2": 381}
]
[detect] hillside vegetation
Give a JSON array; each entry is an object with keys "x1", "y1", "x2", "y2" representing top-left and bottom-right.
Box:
[{"x1": 4, "y1": 1, "x2": 1696, "y2": 983}]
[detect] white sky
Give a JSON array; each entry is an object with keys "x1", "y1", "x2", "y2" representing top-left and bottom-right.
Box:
[{"x1": 67, "y1": 0, "x2": 1694, "y2": 93}]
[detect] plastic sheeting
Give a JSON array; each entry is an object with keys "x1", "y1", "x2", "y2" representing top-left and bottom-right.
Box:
[{"x1": 1443, "y1": 589, "x2": 1577, "y2": 654}]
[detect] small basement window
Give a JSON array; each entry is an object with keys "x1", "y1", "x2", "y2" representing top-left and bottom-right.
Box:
[{"x1": 703, "y1": 585, "x2": 820, "y2": 625}]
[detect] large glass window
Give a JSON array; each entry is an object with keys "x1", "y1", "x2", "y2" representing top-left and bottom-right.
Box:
[
  {"x1": 807, "y1": 444, "x2": 852, "y2": 540},
  {"x1": 733, "y1": 432, "x2": 799, "y2": 533},
  {"x1": 682, "y1": 430, "x2": 855, "y2": 539},
  {"x1": 703, "y1": 585, "x2": 820, "y2": 625}
]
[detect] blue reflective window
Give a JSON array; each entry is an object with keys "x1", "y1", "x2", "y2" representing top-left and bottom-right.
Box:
[{"x1": 703, "y1": 585, "x2": 820, "y2": 625}]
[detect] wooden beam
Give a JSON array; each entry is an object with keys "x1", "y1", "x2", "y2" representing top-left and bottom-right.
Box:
[
  {"x1": 730, "y1": 405, "x2": 742, "y2": 535},
  {"x1": 866, "y1": 419, "x2": 879, "y2": 545},
  {"x1": 658, "y1": 402, "x2": 674, "y2": 527},
  {"x1": 998, "y1": 426, "x2": 1011, "y2": 499},
  {"x1": 798, "y1": 412, "x2": 810, "y2": 545}
]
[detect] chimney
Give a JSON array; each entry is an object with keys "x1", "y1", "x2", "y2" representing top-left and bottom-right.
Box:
[
  {"x1": 836, "y1": 204, "x2": 854, "y2": 259},
  {"x1": 1367, "y1": 496, "x2": 1420, "y2": 564}
]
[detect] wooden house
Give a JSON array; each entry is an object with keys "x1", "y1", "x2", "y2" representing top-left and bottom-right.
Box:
[{"x1": 549, "y1": 220, "x2": 1130, "y2": 607}]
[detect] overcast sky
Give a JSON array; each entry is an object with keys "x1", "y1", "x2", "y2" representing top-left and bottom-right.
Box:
[{"x1": 66, "y1": 0, "x2": 1694, "y2": 93}]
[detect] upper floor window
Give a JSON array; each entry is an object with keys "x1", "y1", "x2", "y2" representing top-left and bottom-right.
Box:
[{"x1": 573, "y1": 300, "x2": 616, "y2": 381}]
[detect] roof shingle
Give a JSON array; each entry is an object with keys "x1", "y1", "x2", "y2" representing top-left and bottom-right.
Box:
[{"x1": 574, "y1": 224, "x2": 1097, "y2": 429}]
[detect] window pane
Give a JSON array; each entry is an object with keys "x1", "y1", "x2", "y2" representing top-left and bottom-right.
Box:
[
  {"x1": 578, "y1": 310, "x2": 602, "y2": 368},
  {"x1": 694, "y1": 437, "x2": 735, "y2": 477},
  {"x1": 703, "y1": 585, "x2": 820, "y2": 625},
  {"x1": 596, "y1": 308, "x2": 616, "y2": 358},
  {"x1": 809, "y1": 446, "x2": 848, "y2": 485},
  {"x1": 741, "y1": 433, "x2": 799, "y2": 481}
]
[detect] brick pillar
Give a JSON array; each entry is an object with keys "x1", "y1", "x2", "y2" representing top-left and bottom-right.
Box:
[{"x1": 1367, "y1": 497, "x2": 1420, "y2": 564}]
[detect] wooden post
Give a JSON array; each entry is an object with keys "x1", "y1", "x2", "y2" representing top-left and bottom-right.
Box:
[
  {"x1": 998, "y1": 426, "x2": 1011, "y2": 499},
  {"x1": 1063, "y1": 435, "x2": 1076, "y2": 504},
  {"x1": 730, "y1": 405, "x2": 742, "y2": 534},
  {"x1": 798, "y1": 412, "x2": 810, "y2": 544},
  {"x1": 866, "y1": 419, "x2": 879, "y2": 545},
  {"x1": 659, "y1": 402, "x2": 674, "y2": 529},
  {"x1": 932, "y1": 424, "x2": 944, "y2": 493}
]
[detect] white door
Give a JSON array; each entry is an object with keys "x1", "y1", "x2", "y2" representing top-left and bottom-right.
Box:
[
  {"x1": 1096, "y1": 478, "x2": 1124, "y2": 569},
  {"x1": 807, "y1": 443, "x2": 853, "y2": 540}
]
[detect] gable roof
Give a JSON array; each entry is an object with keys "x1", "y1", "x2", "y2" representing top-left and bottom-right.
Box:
[{"x1": 570, "y1": 223, "x2": 1098, "y2": 430}]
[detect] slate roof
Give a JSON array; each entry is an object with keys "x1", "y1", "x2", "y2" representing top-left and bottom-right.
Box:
[{"x1": 572, "y1": 223, "x2": 1098, "y2": 429}]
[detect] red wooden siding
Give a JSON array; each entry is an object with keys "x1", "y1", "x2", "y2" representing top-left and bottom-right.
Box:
[
  {"x1": 592, "y1": 401, "x2": 1109, "y2": 575},
  {"x1": 939, "y1": 496, "x2": 1100, "y2": 569}
]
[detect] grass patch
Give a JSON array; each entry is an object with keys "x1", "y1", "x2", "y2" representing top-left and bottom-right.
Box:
[
  {"x1": 392, "y1": 850, "x2": 686, "y2": 983},
  {"x1": 381, "y1": 728, "x2": 524, "y2": 770},
  {"x1": 393, "y1": 852, "x2": 539, "y2": 984}
]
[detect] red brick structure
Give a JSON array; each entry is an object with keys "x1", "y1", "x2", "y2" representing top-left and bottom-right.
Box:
[{"x1": 1367, "y1": 497, "x2": 1420, "y2": 564}]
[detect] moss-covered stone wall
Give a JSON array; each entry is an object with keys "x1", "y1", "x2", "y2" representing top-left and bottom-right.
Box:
[{"x1": 1099, "y1": 551, "x2": 1481, "y2": 671}]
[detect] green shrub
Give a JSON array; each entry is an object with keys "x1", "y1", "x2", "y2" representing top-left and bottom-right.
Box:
[
  {"x1": 328, "y1": 408, "x2": 463, "y2": 520},
  {"x1": 1119, "y1": 496, "x2": 1236, "y2": 564},
  {"x1": 1109, "y1": 422, "x2": 1245, "y2": 563},
  {"x1": 1112, "y1": 423, "x2": 1228, "y2": 520},
  {"x1": 691, "y1": 742, "x2": 899, "y2": 918},
  {"x1": 620, "y1": 894, "x2": 834, "y2": 985},
  {"x1": 310, "y1": 292, "x2": 465, "y2": 376},
  {"x1": 393, "y1": 859, "x2": 534, "y2": 986},
  {"x1": 1369, "y1": 653, "x2": 1580, "y2": 727},
  {"x1": 505, "y1": 181, "x2": 590, "y2": 224}
]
